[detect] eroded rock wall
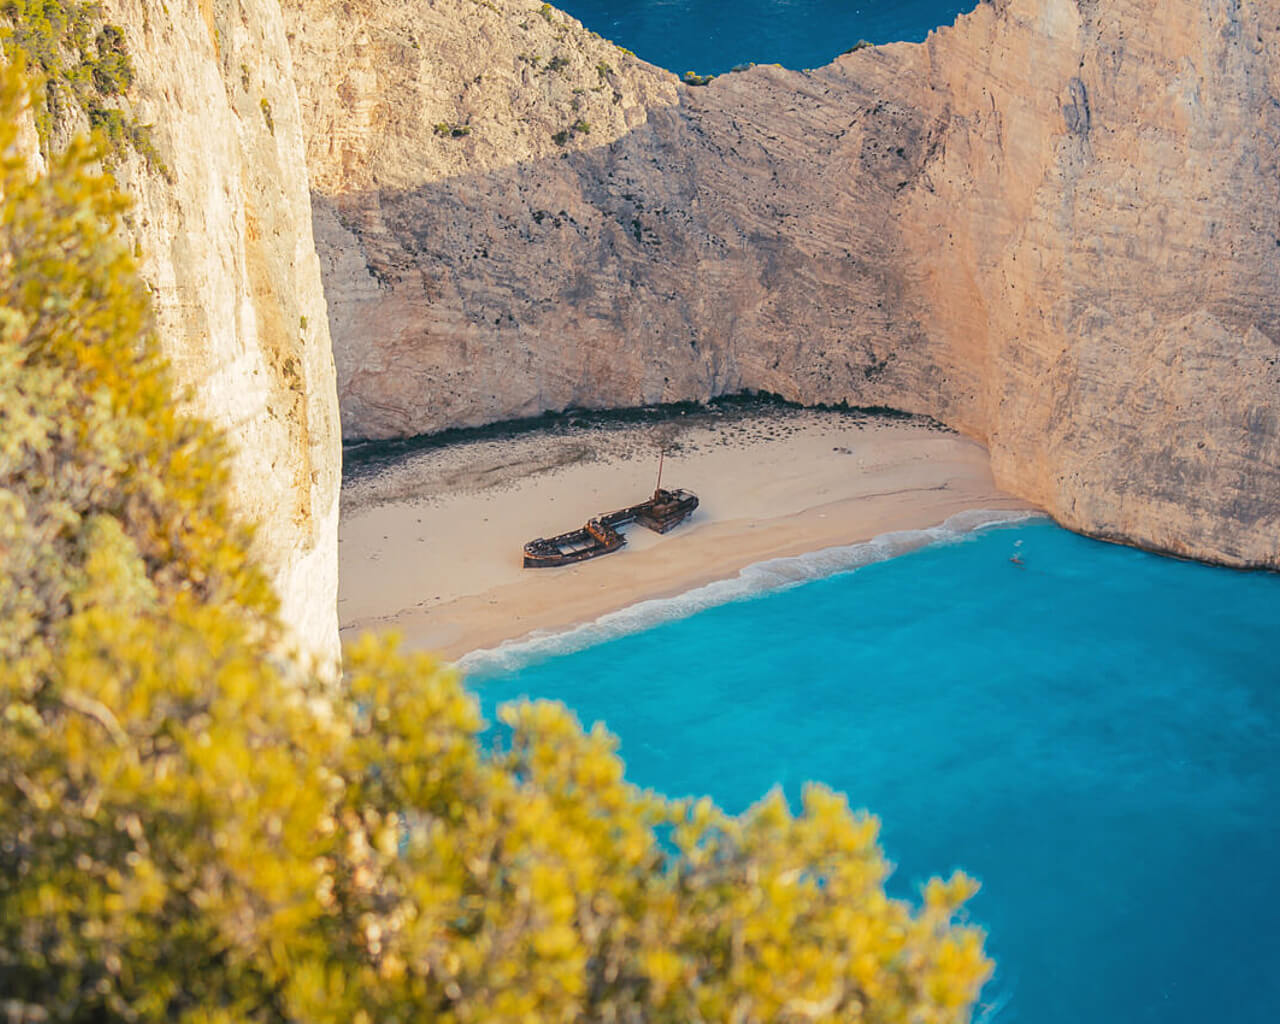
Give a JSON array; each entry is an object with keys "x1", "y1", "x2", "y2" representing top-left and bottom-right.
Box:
[
  {"x1": 56, "y1": 0, "x2": 343, "y2": 661},
  {"x1": 930, "y1": 0, "x2": 1280, "y2": 567},
  {"x1": 285, "y1": 0, "x2": 681, "y2": 434},
  {"x1": 292, "y1": 0, "x2": 1280, "y2": 569}
]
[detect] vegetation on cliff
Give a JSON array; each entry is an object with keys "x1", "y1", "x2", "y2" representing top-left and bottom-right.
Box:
[
  {"x1": 0, "y1": 69, "x2": 991, "y2": 1023},
  {"x1": 1, "y1": 0, "x2": 163, "y2": 169}
]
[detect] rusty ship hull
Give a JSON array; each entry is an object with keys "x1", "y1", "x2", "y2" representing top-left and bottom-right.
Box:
[{"x1": 523, "y1": 488, "x2": 698, "y2": 568}]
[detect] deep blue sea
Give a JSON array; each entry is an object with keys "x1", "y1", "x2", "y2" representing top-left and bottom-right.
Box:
[
  {"x1": 470, "y1": 519, "x2": 1280, "y2": 1024},
  {"x1": 557, "y1": 0, "x2": 977, "y2": 74}
]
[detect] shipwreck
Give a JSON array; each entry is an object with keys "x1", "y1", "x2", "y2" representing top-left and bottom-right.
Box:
[{"x1": 522, "y1": 455, "x2": 698, "y2": 568}]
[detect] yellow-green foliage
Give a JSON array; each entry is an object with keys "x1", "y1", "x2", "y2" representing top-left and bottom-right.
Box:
[
  {"x1": 0, "y1": 68, "x2": 992, "y2": 1023},
  {"x1": 0, "y1": 0, "x2": 162, "y2": 169}
]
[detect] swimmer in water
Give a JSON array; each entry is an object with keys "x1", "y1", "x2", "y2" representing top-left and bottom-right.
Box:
[{"x1": 1010, "y1": 553, "x2": 1025, "y2": 567}]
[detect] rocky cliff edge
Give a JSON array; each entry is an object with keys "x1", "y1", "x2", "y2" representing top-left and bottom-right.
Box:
[{"x1": 5, "y1": 0, "x2": 344, "y2": 662}]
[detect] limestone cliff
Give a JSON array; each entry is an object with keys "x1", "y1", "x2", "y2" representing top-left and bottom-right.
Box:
[
  {"x1": 7, "y1": 0, "x2": 344, "y2": 661},
  {"x1": 293, "y1": 0, "x2": 1280, "y2": 570},
  {"x1": 285, "y1": 0, "x2": 679, "y2": 435}
]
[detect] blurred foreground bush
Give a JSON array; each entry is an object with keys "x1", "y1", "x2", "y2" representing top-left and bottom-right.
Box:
[{"x1": 0, "y1": 66, "x2": 992, "y2": 1023}]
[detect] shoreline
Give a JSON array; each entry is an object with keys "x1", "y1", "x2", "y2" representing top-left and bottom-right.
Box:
[
  {"x1": 338, "y1": 406, "x2": 1037, "y2": 662},
  {"x1": 456, "y1": 506, "x2": 1047, "y2": 676}
]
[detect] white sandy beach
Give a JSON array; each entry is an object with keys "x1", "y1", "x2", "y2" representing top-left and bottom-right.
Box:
[{"x1": 338, "y1": 408, "x2": 1035, "y2": 661}]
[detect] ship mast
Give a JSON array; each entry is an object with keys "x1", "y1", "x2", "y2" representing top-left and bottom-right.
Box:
[{"x1": 654, "y1": 448, "x2": 664, "y2": 497}]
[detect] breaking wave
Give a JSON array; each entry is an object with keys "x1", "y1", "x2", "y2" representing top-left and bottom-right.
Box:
[{"x1": 458, "y1": 508, "x2": 1046, "y2": 677}]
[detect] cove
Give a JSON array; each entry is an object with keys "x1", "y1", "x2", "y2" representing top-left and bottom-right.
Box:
[
  {"x1": 555, "y1": 0, "x2": 979, "y2": 75},
  {"x1": 472, "y1": 520, "x2": 1280, "y2": 1024}
]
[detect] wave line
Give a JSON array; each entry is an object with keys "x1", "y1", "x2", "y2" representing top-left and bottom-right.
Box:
[{"x1": 458, "y1": 508, "x2": 1047, "y2": 677}]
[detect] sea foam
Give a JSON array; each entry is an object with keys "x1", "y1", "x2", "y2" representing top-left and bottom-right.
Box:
[{"x1": 458, "y1": 507, "x2": 1046, "y2": 677}]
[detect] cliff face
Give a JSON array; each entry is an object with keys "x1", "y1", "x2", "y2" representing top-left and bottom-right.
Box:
[
  {"x1": 24, "y1": 0, "x2": 343, "y2": 661},
  {"x1": 284, "y1": 0, "x2": 679, "y2": 435},
  {"x1": 904, "y1": 0, "x2": 1280, "y2": 567},
  {"x1": 293, "y1": 0, "x2": 1280, "y2": 570}
]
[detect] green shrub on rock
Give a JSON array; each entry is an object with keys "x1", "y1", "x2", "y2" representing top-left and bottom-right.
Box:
[{"x1": 0, "y1": 0, "x2": 155, "y2": 166}]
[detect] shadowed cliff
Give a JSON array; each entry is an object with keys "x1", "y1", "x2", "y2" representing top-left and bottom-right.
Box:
[{"x1": 289, "y1": 0, "x2": 1280, "y2": 569}]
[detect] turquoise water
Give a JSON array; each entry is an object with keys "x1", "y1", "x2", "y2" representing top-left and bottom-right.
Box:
[
  {"x1": 471, "y1": 520, "x2": 1280, "y2": 1024},
  {"x1": 557, "y1": 0, "x2": 977, "y2": 74}
]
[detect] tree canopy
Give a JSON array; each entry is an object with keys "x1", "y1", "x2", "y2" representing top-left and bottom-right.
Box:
[{"x1": 0, "y1": 64, "x2": 992, "y2": 1023}]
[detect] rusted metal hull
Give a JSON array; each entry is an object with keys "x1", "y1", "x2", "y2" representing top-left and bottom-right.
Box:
[
  {"x1": 523, "y1": 489, "x2": 698, "y2": 568},
  {"x1": 522, "y1": 519, "x2": 625, "y2": 569},
  {"x1": 634, "y1": 490, "x2": 700, "y2": 533}
]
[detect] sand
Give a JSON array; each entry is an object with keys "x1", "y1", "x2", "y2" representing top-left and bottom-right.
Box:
[{"x1": 338, "y1": 405, "x2": 1035, "y2": 661}]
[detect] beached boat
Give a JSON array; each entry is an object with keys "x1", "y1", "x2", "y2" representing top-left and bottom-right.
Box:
[{"x1": 522, "y1": 487, "x2": 699, "y2": 568}]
